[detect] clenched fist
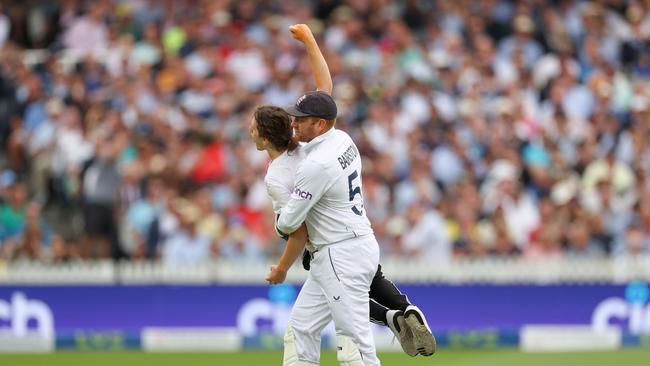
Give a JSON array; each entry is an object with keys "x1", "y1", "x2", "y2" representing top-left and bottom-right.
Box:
[
  {"x1": 266, "y1": 264, "x2": 288, "y2": 285},
  {"x1": 289, "y1": 24, "x2": 315, "y2": 43}
]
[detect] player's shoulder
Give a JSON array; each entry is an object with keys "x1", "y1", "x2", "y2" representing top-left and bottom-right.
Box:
[
  {"x1": 305, "y1": 130, "x2": 356, "y2": 170},
  {"x1": 310, "y1": 129, "x2": 350, "y2": 153},
  {"x1": 329, "y1": 128, "x2": 354, "y2": 143},
  {"x1": 297, "y1": 154, "x2": 331, "y2": 178},
  {"x1": 333, "y1": 128, "x2": 352, "y2": 139}
]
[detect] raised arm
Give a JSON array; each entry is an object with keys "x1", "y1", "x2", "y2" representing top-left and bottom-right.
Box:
[{"x1": 289, "y1": 24, "x2": 333, "y2": 94}]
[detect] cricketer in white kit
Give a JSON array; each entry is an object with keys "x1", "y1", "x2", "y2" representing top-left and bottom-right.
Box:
[
  {"x1": 276, "y1": 23, "x2": 380, "y2": 366},
  {"x1": 276, "y1": 122, "x2": 381, "y2": 366},
  {"x1": 259, "y1": 23, "x2": 436, "y2": 365}
]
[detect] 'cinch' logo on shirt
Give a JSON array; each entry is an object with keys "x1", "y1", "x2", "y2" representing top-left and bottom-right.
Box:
[{"x1": 293, "y1": 187, "x2": 313, "y2": 200}]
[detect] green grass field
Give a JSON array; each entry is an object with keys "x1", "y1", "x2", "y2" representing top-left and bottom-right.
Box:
[{"x1": 0, "y1": 349, "x2": 648, "y2": 366}]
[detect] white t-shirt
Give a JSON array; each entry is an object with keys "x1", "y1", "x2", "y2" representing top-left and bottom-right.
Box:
[
  {"x1": 276, "y1": 128, "x2": 374, "y2": 247},
  {"x1": 264, "y1": 147, "x2": 305, "y2": 215},
  {"x1": 265, "y1": 146, "x2": 313, "y2": 250}
]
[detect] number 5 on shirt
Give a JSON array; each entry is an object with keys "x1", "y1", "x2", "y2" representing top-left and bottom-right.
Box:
[{"x1": 347, "y1": 170, "x2": 363, "y2": 216}]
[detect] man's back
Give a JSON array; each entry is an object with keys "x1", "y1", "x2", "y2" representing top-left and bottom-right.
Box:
[{"x1": 278, "y1": 128, "x2": 373, "y2": 246}]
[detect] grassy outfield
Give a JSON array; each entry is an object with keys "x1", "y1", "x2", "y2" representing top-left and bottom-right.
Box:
[{"x1": 0, "y1": 349, "x2": 648, "y2": 366}]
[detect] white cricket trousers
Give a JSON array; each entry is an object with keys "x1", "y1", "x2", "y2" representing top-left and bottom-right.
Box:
[{"x1": 287, "y1": 234, "x2": 380, "y2": 365}]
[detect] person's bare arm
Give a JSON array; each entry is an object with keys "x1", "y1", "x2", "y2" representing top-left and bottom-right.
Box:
[
  {"x1": 266, "y1": 223, "x2": 308, "y2": 284},
  {"x1": 289, "y1": 24, "x2": 333, "y2": 94}
]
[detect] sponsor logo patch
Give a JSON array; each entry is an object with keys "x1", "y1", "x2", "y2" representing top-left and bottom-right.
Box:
[{"x1": 293, "y1": 187, "x2": 313, "y2": 200}]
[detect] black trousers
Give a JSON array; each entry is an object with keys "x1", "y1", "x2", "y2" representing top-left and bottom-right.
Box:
[{"x1": 369, "y1": 264, "x2": 411, "y2": 325}]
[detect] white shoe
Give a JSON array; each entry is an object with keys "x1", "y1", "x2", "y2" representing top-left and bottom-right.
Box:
[
  {"x1": 403, "y1": 305, "x2": 436, "y2": 356},
  {"x1": 386, "y1": 310, "x2": 417, "y2": 357}
]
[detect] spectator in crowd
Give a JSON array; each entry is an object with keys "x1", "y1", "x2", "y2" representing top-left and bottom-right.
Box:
[
  {"x1": 121, "y1": 175, "x2": 163, "y2": 259},
  {"x1": 80, "y1": 139, "x2": 121, "y2": 259},
  {"x1": 13, "y1": 201, "x2": 52, "y2": 260},
  {"x1": 62, "y1": 3, "x2": 109, "y2": 57},
  {"x1": 162, "y1": 198, "x2": 212, "y2": 266},
  {"x1": 0, "y1": 180, "x2": 27, "y2": 258}
]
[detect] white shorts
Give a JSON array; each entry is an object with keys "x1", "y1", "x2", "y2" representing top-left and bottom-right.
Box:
[{"x1": 288, "y1": 234, "x2": 381, "y2": 365}]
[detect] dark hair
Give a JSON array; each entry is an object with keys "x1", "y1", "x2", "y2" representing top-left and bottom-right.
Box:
[{"x1": 254, "y1": 105, "x2": 298, "y2": 151}]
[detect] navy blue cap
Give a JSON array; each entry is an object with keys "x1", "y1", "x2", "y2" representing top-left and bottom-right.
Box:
[{"x1": 285, "y1": 91, "x2": 337, "y2": 120}]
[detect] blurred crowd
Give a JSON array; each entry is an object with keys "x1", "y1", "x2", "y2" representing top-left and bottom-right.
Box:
[{"x1": 0, "y1": 0, "x2": 649, "y2": 265}]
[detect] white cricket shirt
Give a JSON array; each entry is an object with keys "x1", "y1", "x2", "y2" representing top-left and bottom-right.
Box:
[{"x1": 276, "y1": 128, "x2": 374, "y2": 246}]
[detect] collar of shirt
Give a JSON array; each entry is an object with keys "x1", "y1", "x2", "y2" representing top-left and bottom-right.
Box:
[{"x1": 303, "y1": 127, "x2": 336, "y2": 154}]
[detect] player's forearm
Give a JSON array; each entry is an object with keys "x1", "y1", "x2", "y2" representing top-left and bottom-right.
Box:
[
  {"x1": 278, "y1": 161, "x2": 325, "y2": 235},
  {"x1": 276, "y1": 211, "x2": 303, "y2": 236},
  {"x1": 277, "y1": 224, "x2": 308, "y2": 272},
  {"x1": 304, "y1": 37, "x2": 333, "y2": 94}
]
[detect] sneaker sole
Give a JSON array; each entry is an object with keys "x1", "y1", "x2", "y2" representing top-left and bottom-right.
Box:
[
  {"x1": 389, "y1": 312, "x2": 418, "y2": 357},
  {"x1": 404, "y1": 310, "x2": 436, "y2": 356},
  {"x1": 401, "y1": 334, "x2": 419, "y2": 358}
]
